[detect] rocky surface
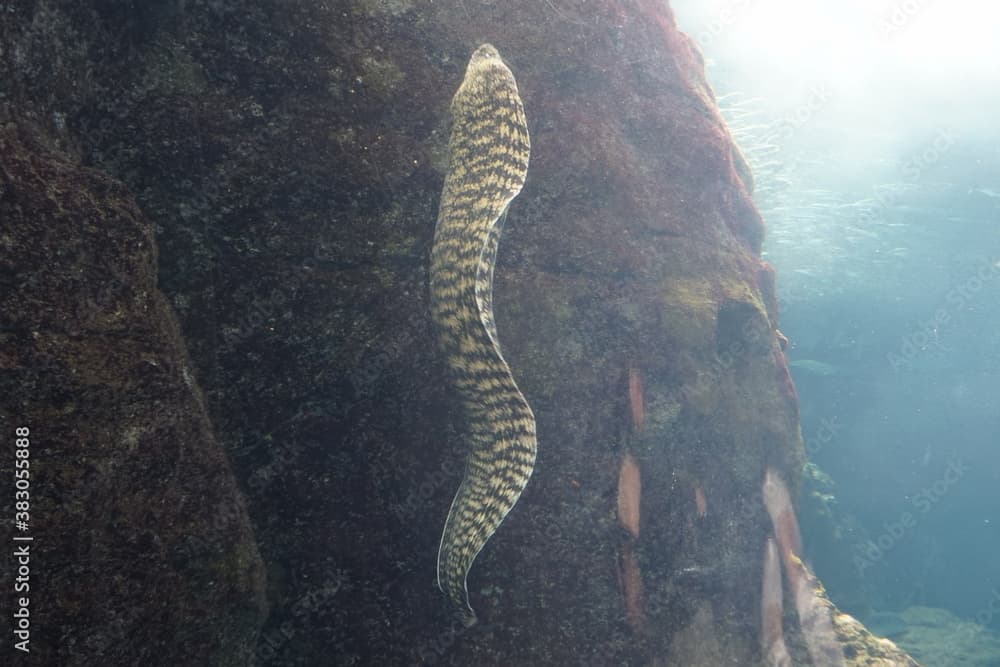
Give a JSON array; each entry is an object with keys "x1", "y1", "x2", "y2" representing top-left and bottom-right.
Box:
[
  {"x1": 0, "y1": 124, "x2": 265, "y2": 664},
  {"x1": 1, "y1": 1, "x2": 920, "y2": 664},
  {"x1": 869, "y1": 606, "x2": 1000, "y2": 667}
]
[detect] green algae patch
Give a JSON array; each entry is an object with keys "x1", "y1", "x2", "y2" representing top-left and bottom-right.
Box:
[
  {"x1": 658, "y1": 277, "x2": 718, "y2": 347},
  {"x1": 892, "y1": 606, "x2": 1000, "y2": 667}
]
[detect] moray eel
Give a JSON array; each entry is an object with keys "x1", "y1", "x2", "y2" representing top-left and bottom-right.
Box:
[{"x1": 430, "y1": 44, "x2": 535, "y2": 626}]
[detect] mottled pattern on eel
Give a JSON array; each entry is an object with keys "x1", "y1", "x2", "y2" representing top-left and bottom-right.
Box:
[{"x1": 430, "y1": 43, "x2": 535, "y2": 626}]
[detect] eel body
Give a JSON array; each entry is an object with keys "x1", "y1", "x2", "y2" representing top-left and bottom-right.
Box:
[{"x1": 430, "y1": 44, "x2": 535, "y2": 626}]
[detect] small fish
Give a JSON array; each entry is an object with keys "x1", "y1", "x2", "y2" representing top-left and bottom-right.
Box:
[
  {"x1": 761, "y1": 538, "x2": 792, "y2": 667},
  {"x1": 617, "y1": 453, "x2": 641, "y2": 539},
  {"x1": 628, "y1": 367, "x2": 644, "y2": 432},
  {"x1": 693, "y1": 484, "x2": 707, "y2": 518}
]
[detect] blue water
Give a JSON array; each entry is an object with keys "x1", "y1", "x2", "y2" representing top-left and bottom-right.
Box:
[{"x1": 674, "y1": 1, "x2": 1000, "y2": 662}]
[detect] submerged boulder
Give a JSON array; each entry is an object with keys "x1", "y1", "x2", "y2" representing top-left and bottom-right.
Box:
[{"x1": 0, "y1": 125, "x2": 266, "y2": 664}]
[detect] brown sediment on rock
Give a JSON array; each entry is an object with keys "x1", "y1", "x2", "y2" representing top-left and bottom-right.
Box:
[{"x1": 617, "y1": 452, "x2": 642, "y2": 539}]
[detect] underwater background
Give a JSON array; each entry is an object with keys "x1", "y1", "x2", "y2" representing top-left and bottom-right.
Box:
[
  {"x1": 0, "y1": 0, "x2": 997, "y2": 665},
  {"x1": 675, "y1": 0, "x2": 1000, "y2": 664}
]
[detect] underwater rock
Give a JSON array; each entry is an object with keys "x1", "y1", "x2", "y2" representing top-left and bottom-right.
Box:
[
  {"x1": 866, "y1": 611, "x2": 909, "y2": 639},
  {"x1": 890, "y1": 606, "x2": 1000, "y2": 667},
  {"x1": 0, "y1": 125, "x2": 265, "y2": 665},
  {"x1": 833, "y1": 610, "x2": 922, "y2": 667}
]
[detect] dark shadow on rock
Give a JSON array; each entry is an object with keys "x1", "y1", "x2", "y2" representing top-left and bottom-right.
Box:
[{"x1": 0, "y1": 124, "x2": 266, "y2": 666}]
